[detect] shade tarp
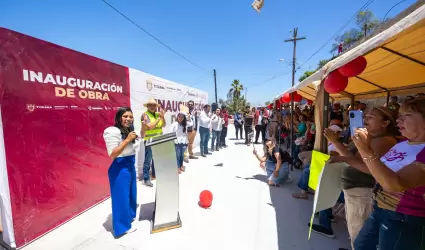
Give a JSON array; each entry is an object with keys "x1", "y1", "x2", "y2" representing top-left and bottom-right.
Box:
[{"x1": 275, "y1": 3, "x2": 425, "y2": 101}]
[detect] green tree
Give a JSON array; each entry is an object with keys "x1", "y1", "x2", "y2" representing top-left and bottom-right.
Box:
[
  {"x1": 317, "y1": 59, "x2": 331, "y2": 70},
  {"x1": 331, "y1": 28, "x2": 363, "y2": 54},
  {"x1": 227, "y1": 79, "x2": 244, "y2": 100},
  {"x1": 331, "y1": 9, "x2": 380, "y2": 54},
  {"x1": 264, "y1": 101, "x2": 271, "y2": 106},
  {"x1": 227, "y1": 79, "x2": 245, "y2": 112},
  {"x1": 357, "y1": 10, "x2": 380, "y2": 37},
  {"x1": 225, "y1": 96, "x2": 250, "y2": 114},
  {"x1": 299, "y1": 70, "x2": 315, "y2": 82}
]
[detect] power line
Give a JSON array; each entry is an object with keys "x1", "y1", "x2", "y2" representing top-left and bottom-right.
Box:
[
  {"x1": 375, "y1": 0, "x2": 407, "y2": 31},
  {"x1": 245, "y1": 72, "x2": 292, "y2": 88},
  {"x1": 188, "y1": 75, "x2": 213, "y2": 88},
  {"x1": 298, "y1": 0, "x2": 375, "y2": 69},
  {"x1": 101, "y1": 0, "x2": 210, "y2": 72}
]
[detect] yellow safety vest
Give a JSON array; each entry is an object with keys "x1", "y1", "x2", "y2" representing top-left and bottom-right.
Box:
[{"x1": 144, "y1": 111, "x2": 163, "y2": 140}]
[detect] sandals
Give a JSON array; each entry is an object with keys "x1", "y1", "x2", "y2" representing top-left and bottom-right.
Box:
[
  {"x1": 268, "y1": 181, "x2": 281, "y2": 187},
  {"x1": 292, "y1": 192, "x2": 308, "y2": 200}
]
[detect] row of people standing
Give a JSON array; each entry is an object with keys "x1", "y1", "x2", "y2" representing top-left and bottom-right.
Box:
[
  {"x1": 235, "y1": 106, "x2": 278, "y2": 146},
  {"x1": 102, "y1": 99, "x2": 231, "y2": 238},
  {"x1": 198, "y1": 104, "x2": 230, "y2": 157},
  {"x1": 236, "y1": 106, "x2": 261, "y2": 146},
  {"x1": 140, "y1": 100, "x2": 232, "y2": 186}
]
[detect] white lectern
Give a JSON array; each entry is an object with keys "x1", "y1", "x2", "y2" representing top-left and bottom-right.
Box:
[{"x1": 145, "y1": 132, "x2": 181, "y2": 233}]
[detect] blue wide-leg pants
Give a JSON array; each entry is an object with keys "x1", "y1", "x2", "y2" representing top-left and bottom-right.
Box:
[{"x1": 108, "y1": 155, "x2": 137, "y2": 237}]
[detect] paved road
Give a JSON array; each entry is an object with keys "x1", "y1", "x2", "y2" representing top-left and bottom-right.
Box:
[{"x1": 22, "y1": 125, "x2": 350, "y2": 250}]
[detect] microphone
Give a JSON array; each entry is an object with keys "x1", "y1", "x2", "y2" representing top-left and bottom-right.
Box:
[
  {"x1": 122, "y1": 122, "x2": 137, "y2": 143},
  {"x1": 129, "y1": 123, "x2": 138, "y2": 143}
]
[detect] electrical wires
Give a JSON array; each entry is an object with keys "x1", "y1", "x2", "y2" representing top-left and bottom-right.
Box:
[
  {"x1": 101, "y1": 0, "x2": 210, "y2": 72},
  {"x1": 298, "y1": 0, "x2": 375, "y2": 69},
  {"x1": 245, "y1": 72, "x2": 292, "y2": 88}
]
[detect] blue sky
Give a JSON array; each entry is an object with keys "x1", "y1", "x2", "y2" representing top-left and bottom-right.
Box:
[{"x1": 0, "y1": 0, "x2": 416, "y2": 106}]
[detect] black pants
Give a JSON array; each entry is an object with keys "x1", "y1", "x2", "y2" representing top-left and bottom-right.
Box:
[
  {"x1": 244, "y1": 126, "x2": 253, "y2": 144},
  {"x1": 235, "y1": 124, "x2": 243, "y2": 139},
  {"x1": 255, "y1": 125, "x2": 266, "y2": 143},
  {"x1": 220, "y1": 126, "x2": 228, "y2": 146}
]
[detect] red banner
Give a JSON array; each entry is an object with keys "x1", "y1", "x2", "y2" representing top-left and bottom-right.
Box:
[{"x1": 0, "y1": 28, "x2": 130, "y2": 247}]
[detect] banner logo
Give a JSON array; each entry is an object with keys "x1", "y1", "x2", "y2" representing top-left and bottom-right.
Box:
[
  {"x1": 26, "y1": 104, "x2": 35, "y2": 112},
  {"x1": 147, "y1": 79, "x2": 153, "y2": 91}
]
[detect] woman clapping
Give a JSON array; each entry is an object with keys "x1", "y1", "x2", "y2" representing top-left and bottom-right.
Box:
[
  {"x1": 351, "y1": 98, "x2": 425, "y2": 250},
  {"x1": 171, "y1": 112, "x2": 190, "y2": 173}
]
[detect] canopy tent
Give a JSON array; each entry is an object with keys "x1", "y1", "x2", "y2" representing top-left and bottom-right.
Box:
[{"x1": 274, "y1": 3, "x2": 425, "y2": 102}]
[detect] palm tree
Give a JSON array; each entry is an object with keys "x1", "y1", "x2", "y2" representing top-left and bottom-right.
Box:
[{"x1": 227, "y1": 79, "x2": 244, "y2": 100}]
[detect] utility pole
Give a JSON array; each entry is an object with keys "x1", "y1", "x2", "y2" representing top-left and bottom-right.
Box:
[
  {"x1": 213, "y1": 69, "x2": 218, "y2": 104},
  {"x1": 245, "y1": 87, "x2": 248, "y2": 101},
  {"x1": 284, "y1": 27, "x2": 306, "y2": 157},
  {"x1": 364, "y1": 23, "x2": 367, "y2": 37}
]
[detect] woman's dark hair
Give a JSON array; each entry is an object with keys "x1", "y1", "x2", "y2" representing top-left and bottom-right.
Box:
[
  {"x1": 177, "y1": 113, "x2": 187, "y2": 133},
  {"x1": 114, "y1": 107, "x2": 135, "y2": 143},
  {"x1": 299, "y1": 114, "x2": 307, "y2": 121},
  {"x1": 371, "y1": 107, "x2": 398, "y2": 136}
]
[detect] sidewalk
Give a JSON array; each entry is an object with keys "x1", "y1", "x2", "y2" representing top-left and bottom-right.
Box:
[{"x1": 22, "y1": 126, "x2": 350, "y2": 250}]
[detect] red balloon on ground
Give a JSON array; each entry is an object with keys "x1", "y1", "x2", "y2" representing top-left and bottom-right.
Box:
[
  {"x1": 324, "y1": 70, "x2": 349, "y2": 94},
  {"x1": 199, "y1": 190, "x2": 213, "y2": 208},
  {"x1": 338, "y1": 56, "x2": 367, "y2": 77}
]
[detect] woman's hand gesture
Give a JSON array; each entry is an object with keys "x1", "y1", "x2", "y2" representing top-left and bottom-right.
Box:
[
  {"x1": 352, "y1": 128, "x2": 372, "y2": 153},
  {"x1": 328, "y1": 156, "x2": 345, "y2": 164},
  {"x1": 126, "y1": 131, "x2": 137, "y2": 142},
  {"x1": 324, "y1": 128, "x2": 340, "y2": 143},
  {"x1": 158, "y1": 108, "x2": 166, "y2": 118}
]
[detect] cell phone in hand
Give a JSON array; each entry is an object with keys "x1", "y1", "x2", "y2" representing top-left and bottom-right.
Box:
[{"x1": 349, "y1": 110, "x2": 364, "y2": 136}]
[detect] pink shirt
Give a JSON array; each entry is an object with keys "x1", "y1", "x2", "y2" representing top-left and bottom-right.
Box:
[{"x1": 376, "y1": 141, "x2": 425, "y2": 217}]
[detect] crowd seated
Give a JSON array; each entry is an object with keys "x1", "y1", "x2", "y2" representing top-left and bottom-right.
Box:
[{"x1": 256, "y1": 94, "x2": 425, "y2": 250}]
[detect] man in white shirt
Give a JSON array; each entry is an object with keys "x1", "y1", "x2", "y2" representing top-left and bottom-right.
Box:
[
  {"x1": 210, "y1": 108, "x2": 223, "y2": 151},
  {"x1": 199, "y1": 104, "x2": 212, "y2": 157}
]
